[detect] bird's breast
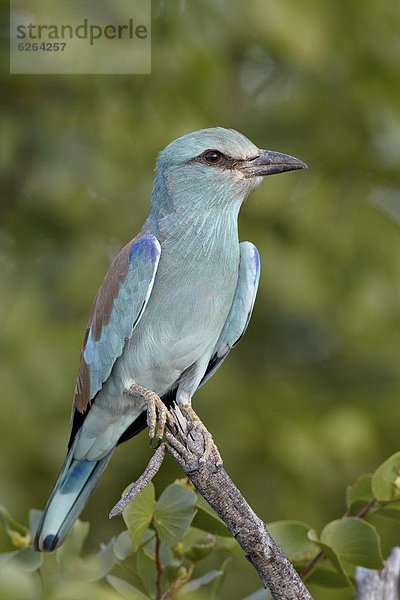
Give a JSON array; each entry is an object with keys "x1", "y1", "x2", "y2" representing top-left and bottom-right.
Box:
[{"x1": 116, "y1": 238, "x2": 240, "y2": 395}]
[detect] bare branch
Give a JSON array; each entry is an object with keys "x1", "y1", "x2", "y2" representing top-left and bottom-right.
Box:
[
  {"x1": 109, "y1": 443, "x2": 166, "y2": 518},
  {"x1": 356, "y1": 546, "x2": 400, "y2": 600},
  {"x1": 165, "y1": 405, "x2": 313, "y2": 599},
  {"x1": 110, "y1": 403, "x2": 312, "y2": 598}
]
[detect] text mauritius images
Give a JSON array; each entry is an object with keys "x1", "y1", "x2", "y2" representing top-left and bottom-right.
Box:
[{"x1": 16, "y1": 18, "x2": 148, "y2": 46}]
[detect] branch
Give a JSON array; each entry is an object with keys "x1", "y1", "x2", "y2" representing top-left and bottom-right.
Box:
[
  {"x1": 356, "y1": 546, "x2": 400, "y2": 600},
  {"x1": 109, "y1": 444, "x2": 166, "y2": 518},
  {"x1": 111, "y1": 404, "x2": 313, "y2": 600}
]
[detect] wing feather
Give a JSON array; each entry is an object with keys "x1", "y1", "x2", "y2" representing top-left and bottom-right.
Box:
[
  {"x1": 200, "y1": 241, "x2": 260, "y2": 386},
  {"x1": 73, "y1": 233, "x2": 161, "y2": 413}
]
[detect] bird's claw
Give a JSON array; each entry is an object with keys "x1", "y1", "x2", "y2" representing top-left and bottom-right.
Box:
[
  {"x1": 180, "y1": 403, "x2": 223, "y2": 466},
  {"x1": 128, "y1": 384, "x2": 167, "y2": 447}
]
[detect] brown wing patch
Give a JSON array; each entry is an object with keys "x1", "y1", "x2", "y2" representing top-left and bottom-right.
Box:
[
  {"x1": 72, "y1": 235, "x2": 140, "y2": 414},
  {"x1": 90, "y1": 236, "x2": 138, "y2": 341}
]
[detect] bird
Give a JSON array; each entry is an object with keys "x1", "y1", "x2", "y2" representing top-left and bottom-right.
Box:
[{"x1": 34, "y1": 127, "x2": 307, "y2": 552}]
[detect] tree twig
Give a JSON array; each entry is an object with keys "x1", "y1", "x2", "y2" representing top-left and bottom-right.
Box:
[
  {"x1": 109, "y1": 443, "x2": 166, "y2": 518},
  {"x1": 300, "y1": 550, "x2": 323, "y2": 581},
  {"x1": 165, "y1": 405, "x2": 313, "y2": 599},
  {"x1": 111, "y1": 403, "x2": 312, "y2": 599},
  {"x1": 356, "y1": 546, "x2": 400, "y2": 600}
]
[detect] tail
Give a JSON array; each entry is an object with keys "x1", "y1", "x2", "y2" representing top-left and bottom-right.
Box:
[{"x1": 34, "y1": 447, "x2": 113, "y2": 552}]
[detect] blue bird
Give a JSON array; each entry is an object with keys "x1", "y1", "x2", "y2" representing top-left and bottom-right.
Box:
[{"x1": 34, "y1": 127, "x2": 306, "y2": 552}]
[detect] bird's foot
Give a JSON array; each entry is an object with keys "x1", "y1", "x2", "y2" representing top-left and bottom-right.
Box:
[
  {"x1": 180, "y1": 403, "x2": 223, "y2": 467},
  {"x1": 128, "y1": 384, "x2": 167, "y2": 447}
]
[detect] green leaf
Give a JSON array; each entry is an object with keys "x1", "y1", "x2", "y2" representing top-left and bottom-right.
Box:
[
  {"x1": 372, "y1": 451, "x2": 400, "y2": 501},
  {"x1": 192, "y1": 504, "x2": 230, "y2": 537},
  {"x1": 181, "y1": 527, "x2": 216, "y2": 561},
  {"x1": 178, "y1": 569, "x2": 223, "y2": 594},
  {"x1": 267, "y1": 521, "x2": 317, "y2": 563},
  {"x1": 0, "y1": 550, "x2": 19, "y2": 568},
  {"x1": 306, "y1": 562, "x2": 353, "y2": 589},
  {"x1": 123, "y1": 482, "x2": 156, "y2": 552},
  {"x1": 184, "y1": 537, "x2": 216, "y2": 561},
  {"x1": 56, "y1": 532, "x2": 116, "y2": 582},
  {"x1": 54, "y1": 519, "x2": 117, "y2": 581},
  {"x1": 114, "y1": 530, "x2": 133, "y2": 560},
  {"x1": 307, "y1": 529, "x2": 352, "y2": 589},
  {"x1": 159, "y1": 541, "x2": 174, "y2": 565},
  {"x1": 162, "y1": 563, "x2": 187, "y2": 586},
  {"x1": 320, "y1": 518, "x2": 384, "y2": 569},
  {"x1": 56, "y1": 518, "x2": 90, "y2": 567},
  {"x1": 136, "y1": 549, "x2": 156, "y2": 598},
  {"x1": 211, "y1": 556, "x2": 232, "y2": 599},
  {"x1": 78, "y1": 538, "x2": 117, "y2": 581},
  {"x1": 138, "y1": 529, "x2": 157, "y2": 553},
  {"x1": 153, "y1": 483, "x2": 197, "y2": 547},
  {"x1": 346, "y1": 474, "x2": 374, "y2": 513},
  {"x1": 116, "y1": 551, "x2": 149, "y2": 594},
  {"x1": 11, "y1": 547, "x2": 42, "y2": 572},
  {"x1": 376, "y1": 501, "x2": 400, "y2": 521},
  {"x1": 106, "y1": 575, "x2": 150, "y2": 600},
  {"x1": 0, "y1": 563, "x2": 42, "y2": 599}
]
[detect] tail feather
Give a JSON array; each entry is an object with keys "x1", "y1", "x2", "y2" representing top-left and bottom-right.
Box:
[{"x1": 34, "y1": 448, "x2": 113, "y2": 552}]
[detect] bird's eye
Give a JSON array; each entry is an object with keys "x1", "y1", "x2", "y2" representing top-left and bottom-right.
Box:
[{"x1": 203, "y1": 150, "x2": 224, "y2": 164}]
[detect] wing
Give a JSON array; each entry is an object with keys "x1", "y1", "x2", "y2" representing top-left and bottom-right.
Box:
[
  {"x1": 73, "y1": 233, "x2": 161, "y2": 414},
  {"x1": 200, "y1": 241, "x2": 260, "y2": 387}
]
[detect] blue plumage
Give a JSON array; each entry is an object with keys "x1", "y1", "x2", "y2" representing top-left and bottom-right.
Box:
[
  {"x1": 34, "y1": 127, "x2": 306, "y2": 552},
  {"x1": 35, "y1": 442, "x2": 113, "y2": 551},
  {"x1": 83, "y1": 234, "x2": 161, "y2": 400}
]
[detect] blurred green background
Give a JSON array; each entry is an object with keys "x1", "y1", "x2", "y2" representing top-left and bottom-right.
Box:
[{"x1": 2, "y1": 0, "x2": 400, "y2": 597}]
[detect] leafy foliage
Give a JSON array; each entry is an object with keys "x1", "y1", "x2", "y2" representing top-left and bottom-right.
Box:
[
  {"x1": 2, "y1": 451, "x2": 400, "y2": 599},
  {"x1": 152, "y1": 483, "x2": 197, "y2": 548},
  {"x1": 0, "y1": 480, "x2": 235, "y2": 600}
]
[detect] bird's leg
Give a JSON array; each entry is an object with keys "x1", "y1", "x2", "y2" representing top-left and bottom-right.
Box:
[
  {"x1": 180, "y1": 403, "x2": 223, "y2": 466},
  {"x1": 127, "y1": 384, "x2": 167, "y2": 446}
]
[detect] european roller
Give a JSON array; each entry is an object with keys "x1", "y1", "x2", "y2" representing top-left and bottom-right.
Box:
[{"x1": 34, "y1": 127, "x2": 306, "y2": 552}]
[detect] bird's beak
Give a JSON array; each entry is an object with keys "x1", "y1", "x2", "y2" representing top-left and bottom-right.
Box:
[{"x1": 242, "y1": 150, "x2": 308, "y2": 177}]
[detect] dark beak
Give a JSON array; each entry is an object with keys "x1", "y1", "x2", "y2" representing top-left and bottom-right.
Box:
[{"x1": 242, "y1": 150, "x2": 308, "y2": 177}]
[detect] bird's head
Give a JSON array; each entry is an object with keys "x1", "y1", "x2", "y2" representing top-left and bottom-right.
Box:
[{"x1": 153, "y1": 127, "x2": 307, "y2": 214}]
